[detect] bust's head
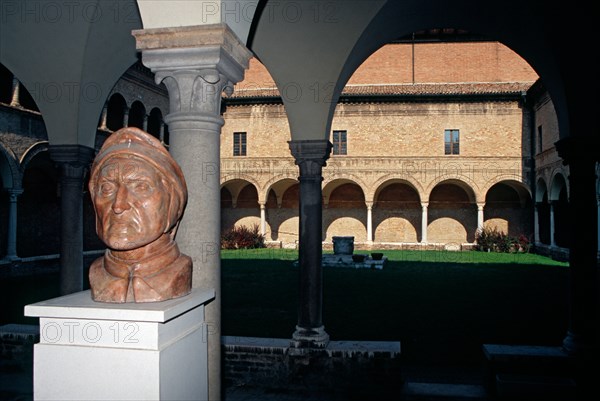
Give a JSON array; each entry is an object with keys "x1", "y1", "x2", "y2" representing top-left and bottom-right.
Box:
[{"x1": 89, "y1": 127, "x2": 187, "y2": 252}]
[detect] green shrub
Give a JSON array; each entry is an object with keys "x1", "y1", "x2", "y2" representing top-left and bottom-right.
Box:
[
  {"x1": 221, "y1": 224, "x2": 266, "y2": 250},
  {"x1": 475, "y1": 226, "x2": 531, "y2": 253}
]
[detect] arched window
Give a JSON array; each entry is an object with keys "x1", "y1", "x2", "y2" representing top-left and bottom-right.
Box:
[
  {"x1": 147, "y1": 108, "x2": 163, "y2": 139},
  {"x1": 106, "y1": 93, "x2": 126, "y2": 131},
  {"x1": 128, "y1": 101, "x2": 146, "y2": 130}
]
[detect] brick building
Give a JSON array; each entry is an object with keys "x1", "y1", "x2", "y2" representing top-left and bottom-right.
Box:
[
  {"x1": 219, "y1": 39, "x2": 572, "y2": 252},
  {"x1": 0, "y1": 39, "x2": 578, "y2": 258}
]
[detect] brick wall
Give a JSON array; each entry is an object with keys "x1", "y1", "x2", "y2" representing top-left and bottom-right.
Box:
[{"x1": 237, "y1": 41, "x2": 539, "y2": 88}]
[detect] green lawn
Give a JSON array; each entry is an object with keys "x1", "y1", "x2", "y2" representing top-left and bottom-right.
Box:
[
  {"x1": 222, "y1": 249, "x2": 569, "y2": 366},
  {"x1": 2, "y1": 249, "x2": 569, "y2": 368}
]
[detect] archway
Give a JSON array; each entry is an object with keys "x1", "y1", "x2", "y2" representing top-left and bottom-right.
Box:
[
  {"x1": 484, "y1": 181, "x2": 533, "y2": 238},
  {"x1": 428, "y1": 180, "x2": 476, "y2": 244},
  {"x1": 106, "y1": 93, "x2": 127, "y2": 132},
  {"x1": 373, "y1": 181, "x2": 421, "y2": 243},
  {"x1": 323, "y1": 181, "x2": 366, "y2": 242}
]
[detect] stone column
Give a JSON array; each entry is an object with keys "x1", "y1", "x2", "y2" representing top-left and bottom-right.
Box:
[
  {"x1": 49, "y1": 145, "x2": 95, "y2": 295},
  {"x1": 555, "y1": 137, "x2": 599, "y2": 358},
  {"x1": 159, "y1": 122, "x2": 165, "y2": 144},
  {"x1": 534, "y1": 202, "x2": 541, "y2": 244},
  {"x1": 123, "y1": 106, "x2": 130, "y2": 128},
  {"x1": 289, "y1": 139, "x2": 332, "y2": 348},
  {"x1": 143, "y1": 114, "x2": 149, "y2": 132},
  {"x1": 477, "y1": 202, "x2": 485, "y2": 232},
  {"x1": 259, "y1": 202, "x2": 267, "y2": 237},
  {"x1": 549, "y1": 200, "x2": 557, "y2": 247},
  {"x1": 421, "y1": 202, "x2": 428, "y2": 243},
  {"x1": 366, "y1": 201, "x2": 373, "y2": 243},
  {"x1": 133, "y1": 24, "x2": 251, "y2": 401},
  {"x1": 5, "y1": 188, "x2": 23, "y2": 261},
  {"x1": 10, "y1": 77, "x2": 20, "y2": 107},
  {"x1": 99, "y1": 105, "x2": 108, "y2": 130}
]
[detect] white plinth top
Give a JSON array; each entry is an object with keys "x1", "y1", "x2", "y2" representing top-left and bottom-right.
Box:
[{"x1": 24, "y1": 288, "x2": 215, "y2": 323}]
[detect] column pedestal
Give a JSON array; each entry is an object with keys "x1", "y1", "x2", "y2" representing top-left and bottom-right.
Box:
[{"x1": 25, "y1": 288, "x2": 215, "y2": 401}]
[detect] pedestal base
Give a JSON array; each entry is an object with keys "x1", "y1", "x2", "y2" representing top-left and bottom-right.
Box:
[{"x1": 25, "y1": 288, "x2": 214, "y2": 401}]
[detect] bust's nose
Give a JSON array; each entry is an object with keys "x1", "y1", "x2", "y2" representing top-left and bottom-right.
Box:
[{"x1": 112, "y1": 184, "x2": 131, "y2": 214}]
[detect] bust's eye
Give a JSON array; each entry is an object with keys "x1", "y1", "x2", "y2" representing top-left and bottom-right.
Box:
[
  {"x1": 133, "y1": 182, "x2": 151, "y2": 193},
  {"x1": 100, "y1": 182, "x2": 115, "y2": 195}
]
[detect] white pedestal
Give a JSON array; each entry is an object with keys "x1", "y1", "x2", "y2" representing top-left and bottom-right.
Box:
[{"x1": 25, "y1": 288, "x2": 215, "y2": 401}]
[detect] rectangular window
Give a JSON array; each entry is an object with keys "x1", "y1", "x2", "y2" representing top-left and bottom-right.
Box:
[
  {"x1": 444, "y1": 129, "x2": 460, "y2": 155},
  {"x1": 233, "y1": 132, "x2": 247, "y2": 156},
  {"x1": 537, "y1": 126, "x2": 543, "y2": 154},
  {"x1": 332, "y1": 130, "x2": 347, "y2": 155}
]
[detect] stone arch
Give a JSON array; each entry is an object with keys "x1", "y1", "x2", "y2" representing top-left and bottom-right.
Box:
[
  {"x1": 428, "y1": 179, "x2": 477, "y2": 243},
  {"x1": 147, "y1": 107, "x2": 163, "y2": 139},
  {"x1": 536, "y1": 177, "x2": 549, "y2": 203},
  {"x1": 221, "y1": 179, "x2": 261, "y2": 235},
  {"x1": 0, "y1": 142, "x2": 21, "y2": 190},
  {"x1": 322, "y1": 179, "x2": 367, "y2": 242},
  {"x1": 483, "y1": 180, "x2": 533, "y2": 238},
  {"x1": 262, "y1": 175, "x2": 298, "y2": 205},
  {"x1": 18, "y1": 148, "x2": 60, "y2": 257},
  {"x1": 128, "y1": 101, "x2": 146, "y2": 130},
  {"x1": 372, "y1": 179, "x2": 421, "y2": 243},
  {"x1": 106, "y1": 93, "x2": 127, "y2": 132},
  {"x1": 368, "y1": 175, "x2": 425, "y2": 205},
  {"x1": 550, "y1": 172, "x2": 569, "y2": 247}
]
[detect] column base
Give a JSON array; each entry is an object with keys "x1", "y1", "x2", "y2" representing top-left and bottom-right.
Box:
[{"x1": 291, "y1": 325, "x2": 330, "y2": 349}]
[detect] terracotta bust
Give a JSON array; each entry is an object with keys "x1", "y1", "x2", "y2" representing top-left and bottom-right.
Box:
[{"x1": 88, "y1": 127, "x2": 192, "y2": 303}]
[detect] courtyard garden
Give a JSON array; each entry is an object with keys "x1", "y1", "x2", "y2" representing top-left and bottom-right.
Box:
[
  {"x1": 2, "y1": 249, "x2": 569, "y2": 369},
  {"x1": 221, "y1": 249, "x2": 569, "y2": 367}
]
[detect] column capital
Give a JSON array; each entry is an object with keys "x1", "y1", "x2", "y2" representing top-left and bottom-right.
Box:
[
  {"x1": 288, "y1": 140, "x2": 332, "y2": 177},
  {"x1": 365, "y1": 201, "x2": 374, "y2": 209},
  {"x1": 49, "y1": 145, "x2": 95, "y2": 167},
  {"x1": 555, "y1": 136, "x2": 600, "y2": 166},
  {"x1": 133, "y1": 23, "x2": 252, "y2": 120},
  {"x1": 421, "y1": 202, "x2": 429, "y2": 208}
]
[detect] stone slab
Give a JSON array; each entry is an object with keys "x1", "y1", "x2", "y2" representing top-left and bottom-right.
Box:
[{"x1": 24, "y1": 288, "x2": 215, "y2": 323}]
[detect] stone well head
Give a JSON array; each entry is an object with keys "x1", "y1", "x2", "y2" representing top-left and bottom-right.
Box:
[{"x1": 332, "y1": 236, "x2": 354, "y2": 255}]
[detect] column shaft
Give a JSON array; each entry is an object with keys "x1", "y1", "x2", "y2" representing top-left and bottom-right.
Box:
[
  {"x1": 49, "y1": 145, "x2": 95, "y2": 295},
  {"x1": 366, "y1": 202, "x2": 373, "y2": 243},
  {"x1": 260, "y1": 203, "x2": 267, "y2": 237},
  {"x1": 10, "y1": 77, "x2": 20, "y2": 107},
  {"x1": 550, "y1": 201, "x2": 556, "y2": 247},
  {"x1": 289, "y1": 140, "x2": 331, "y2": 348},
  {"x1": 555, "y1": 137, "x2": 598, "y2": 357},
  {"x1": 477, "y1": 203, "x2": 485, "y2": 231},
  {"x1": 421, "y1": 203, "x2": 428, "y2": 243},
  {"x1": 534, "y1": 203, "x2": 541, "y2": 244},
  {"x1": 133, "y1": 23, "x2": 251, "y2": 401},
  {"x1": 5, "y1": 189, "x2": 23, "y2": 260}
]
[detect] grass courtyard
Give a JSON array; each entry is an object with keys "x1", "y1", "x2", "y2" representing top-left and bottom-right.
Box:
[
  {"x1": 221, "y1": 249, "x2": 569, "y2": 367},
  {"x1": 1, "y1": 249, "x2": 569, "y2": 368}
]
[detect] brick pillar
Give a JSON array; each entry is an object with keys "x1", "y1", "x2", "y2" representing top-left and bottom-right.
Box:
[
  {"x1": 133, "y1": 24, "x2": 251, "y2": 401},
  {"x1": 49, "y1": 145, "x2": 95, "y2": 295},
  {"x1": 289, "y1": 139, "x2": 332, "y2": 348}
]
